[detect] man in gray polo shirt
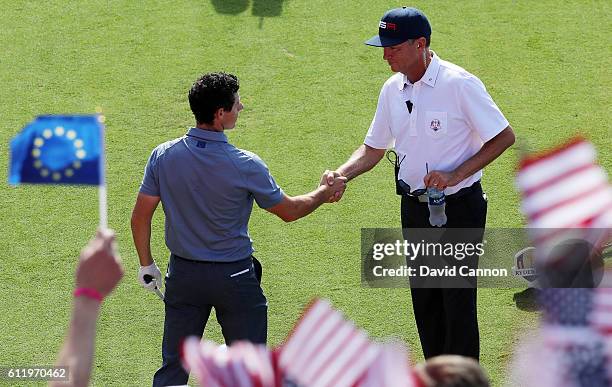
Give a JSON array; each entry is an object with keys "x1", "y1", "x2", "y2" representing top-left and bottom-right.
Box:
[{"x1": 131, "y1": 72, "x2": 346, "y2": 387}]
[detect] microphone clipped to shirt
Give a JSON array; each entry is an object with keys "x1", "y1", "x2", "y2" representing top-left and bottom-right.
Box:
[{"x1": 406, "y1": 100, "x2": 413, "y2": 114}]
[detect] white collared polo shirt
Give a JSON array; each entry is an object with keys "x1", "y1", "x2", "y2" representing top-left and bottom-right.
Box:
[{"x1": 364, "y1": 52, "x2": 509, "y2": 195}]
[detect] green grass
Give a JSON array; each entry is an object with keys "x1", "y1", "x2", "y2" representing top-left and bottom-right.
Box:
[{"x1": 0, "y1": 0, "x2": 610, "y2": 386}]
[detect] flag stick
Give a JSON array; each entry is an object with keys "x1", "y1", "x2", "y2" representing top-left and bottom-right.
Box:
[
  {"x1": 99, "y1": 185, "x2": 107, "y2": 229},
  {"x1": 97, "y1": 113, "x2": 108, "y2": 229}
]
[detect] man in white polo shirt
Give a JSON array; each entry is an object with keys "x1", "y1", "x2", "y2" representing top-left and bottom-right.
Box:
[{"x1": 326, "y1": 7, "x2": 515, "y2": 360}]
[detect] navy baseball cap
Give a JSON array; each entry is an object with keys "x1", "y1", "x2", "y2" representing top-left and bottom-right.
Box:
[{"x1": 365, "y1": 7, "x2": 431, "y2": 47}]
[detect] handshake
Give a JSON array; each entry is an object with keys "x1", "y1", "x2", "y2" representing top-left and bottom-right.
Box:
[{"x1": 319, "y1": 170, "x2": 347, "y2": 203}]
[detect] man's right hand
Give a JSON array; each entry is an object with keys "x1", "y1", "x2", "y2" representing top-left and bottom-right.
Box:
[
  {"x1": 138, "y1": 263, "x2": 162, "y2": 291},
  {"x1": 321, "y1": 170, "x2": 346, "y2": 203},
  {"x1": 320, "y1": 170, "x2": 347, "y2": 203}
]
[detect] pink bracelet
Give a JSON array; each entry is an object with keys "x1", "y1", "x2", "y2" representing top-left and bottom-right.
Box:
[{"x1": 74, "y1": 288, "x2": 104, "y2": 302}]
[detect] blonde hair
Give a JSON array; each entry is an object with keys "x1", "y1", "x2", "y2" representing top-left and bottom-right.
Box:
[{"x1": 414, "y1": 355, "x2": 490, "y2": 387}]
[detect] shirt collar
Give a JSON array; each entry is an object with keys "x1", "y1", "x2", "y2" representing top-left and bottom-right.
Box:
[
  {"x1": 187, "y1": 127, "x2": 228, "y2": 143},
  {"x1": 399, "y1": 51, "x2": 441, "y2": 90}
]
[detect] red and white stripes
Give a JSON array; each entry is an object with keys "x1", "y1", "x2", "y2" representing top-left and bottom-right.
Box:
[
  {"x1": 182, "y1": 338, "x2": 275, "y2": 387},
  {"x1": 516, "y1": 138, "x2": 612, "y2": 261},
  {"x1": 181, "y1": 299, "x2": 416, "y2": 387},
  {"x1": 278, "y1": 299, "x2": 381, "y2": 387}
]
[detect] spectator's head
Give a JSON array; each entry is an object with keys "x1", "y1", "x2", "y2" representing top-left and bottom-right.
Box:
[
  {"x1": 189, "y1": 72, "x2": 242, "y2": 129},
  {"x1": 413, "y1": 355, "x2": 489, "y2": 387},
  {"x1": 537, "y1": 238, "x2": 605, "y2": 288}
]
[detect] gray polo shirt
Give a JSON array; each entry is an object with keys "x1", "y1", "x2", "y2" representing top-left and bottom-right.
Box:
[{"x1": 139, "y1": 127, "x2": 284, "y2": 262}]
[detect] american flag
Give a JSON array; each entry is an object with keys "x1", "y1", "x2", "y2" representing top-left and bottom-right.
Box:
[
  {"x1": 591, "y1": 288, "x2": 612, "y2": 334},
  {"x1": 516, "y1": 138, "x2": 612, "y2": 262},
  {"x1": 511, "y1": 138, "x2": 612, "y2": 386},
  {"x1": 182, "y1": 338, "x2": 275, "y2": 387},
  {"x1": 278, "y1": 299, "x2": 381, "y2": 387},
  {"x1": 511, "y1": 288, "x2": 612, "y2": 387},
  {"x1": 539, "y1": 289, "x2": 612, "y2": 387},
  {"x1": 181, "y1": 299, "x2": 418, "y2": 387},
  {"x1": 355, "y1": 342, "x2": 416, "y2": 387}
]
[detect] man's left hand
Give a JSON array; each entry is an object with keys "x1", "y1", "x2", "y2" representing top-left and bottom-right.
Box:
[
  {"x1": 138, "y1": 263, "x2": 163, "y2": 292},
  {"x1": 423, "y1": 171, "x2": 460, "y2": 190}
]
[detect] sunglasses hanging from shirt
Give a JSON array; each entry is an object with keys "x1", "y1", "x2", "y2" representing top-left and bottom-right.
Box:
[{"x1": 386, "y1": 150, "x2": 426, "y2": 197}]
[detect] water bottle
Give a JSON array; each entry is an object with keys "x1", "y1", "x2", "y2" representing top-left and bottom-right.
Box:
[{"x1": 427, "y1": 187, "x2": 447, "y2": 227}]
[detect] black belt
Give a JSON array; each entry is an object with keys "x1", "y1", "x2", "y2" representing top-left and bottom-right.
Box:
[
  {"x1": 172, "y1": 254, "x2": 252, "y2": 264},
  {"x1": 403, "y1": 181, "x2": 481, "y2": 203}
]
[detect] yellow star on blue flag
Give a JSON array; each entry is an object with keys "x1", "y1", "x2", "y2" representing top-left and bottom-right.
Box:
[{"x1": 9, "y1": 115, "x2": 103, "y2": 185}]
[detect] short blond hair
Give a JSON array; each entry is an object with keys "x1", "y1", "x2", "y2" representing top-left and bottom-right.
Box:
[{"x1": 414, "y1": 355, "x2": 489, "y2": 387}]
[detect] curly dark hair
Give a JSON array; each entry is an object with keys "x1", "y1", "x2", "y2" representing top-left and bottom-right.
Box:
[{"x1": 189, "y1": 72, "x2": 239, "y2": 125}]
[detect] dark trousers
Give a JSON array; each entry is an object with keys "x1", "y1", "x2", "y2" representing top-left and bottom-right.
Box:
[
  {"x1": 153, "y1": 255, "x2": 267, "y2": 387},
  {"x1": 401, "y1": 182, "x2": 487, "y2": 361}
]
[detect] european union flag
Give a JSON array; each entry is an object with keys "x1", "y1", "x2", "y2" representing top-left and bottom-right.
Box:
[{"x1": 9, "y1": 115, "x2": 103, "y2": 186}]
